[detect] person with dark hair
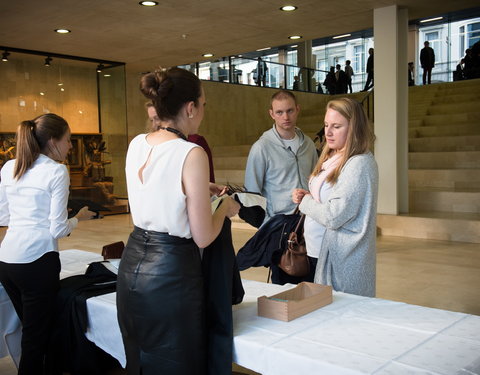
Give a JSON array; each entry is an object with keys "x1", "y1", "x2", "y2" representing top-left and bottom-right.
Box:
[
  {"x1": 345, "y1": 60, "x2": 354, "y2": 93},
  {"x1": 420, "y1": 41, "x2": 435, "y2": 85},
  {"x1": 323, "y1": 66, "x2": 336, "y2": 95},
  {"x1": 117, "y1": 67, "x2": 239, "y2": 374},
  {"x1": 0, "y1": 114, "x2": 95, "y2": 374},
  {"x1": 463, "y1": 49, "x2": 474, "y2": 79},
  {"x1": 408, "y1": 62, "x2": 415, "y2": 86},
  {"x1": 335, "y1": 64, "x2": 348, "y2": 94},
  {"x1": 362, "y1": 48, "x2": 374, "y2": 91},
  {"x1": 292, "y1": 98, "x2": 378, "y2": 297},
  {"x1": 146, "y1": 102, "x2": 216, "y2": 183},
  {"x1": 256, "y1": 57, "x2": 268, "y2": 87}
]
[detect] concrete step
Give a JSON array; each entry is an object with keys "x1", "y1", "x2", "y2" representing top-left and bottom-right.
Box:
[
  {"x1": 409, "y1": 123, "x2": 480, "y2": 138},
  {"x1": 428, "y1": 102, "x2": 479, "y2": 115},
  {"x1": 409, "y1": 151, "x2": 480, "y2": 169},
  {"x1": 409, "y1": 189, "x2": 480, "y2": 214},
  {"x1": 215, "y1": 169, "x2": 245, "y2": 186},
  {"x1": 409, "y1": 169, "x2": 480, "y2": 189},
  {"x1": 377, "y1": 212, "x2": 480, "y2": 243},
  {"x1": 213, "y1": 145, "x2": 251, "y2": 157},
  {"x1": 213, "y1": 156, "x2": 247, "y2": 170},
  {"x1": 423, "y1": 111, "x2": 480, "y2": 127},
  {"x1": 409, "y1": 135, "x2": 480, "y2": 152},
  {"x1": 431, "y1": 93, "x2": 480, "y2": 105}
]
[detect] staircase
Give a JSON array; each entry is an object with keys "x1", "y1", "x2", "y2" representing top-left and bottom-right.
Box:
[
  {"x1": 378, "y1": 79, "x2": 480, "y2": 243},
  {"x1": 213, "y1": 82, "x2": 480, "y2": 243}
]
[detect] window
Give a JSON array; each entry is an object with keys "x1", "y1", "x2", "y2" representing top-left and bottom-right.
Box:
[
  {"x1": 459, "y1": 26, "x2": 465, "y2": 56},
  {"x1": 353, "y1": 45, "x2": 364, "y2": 72},
  {"x1": 467, "y1": 22, "x2": 480, "y2": 48}
]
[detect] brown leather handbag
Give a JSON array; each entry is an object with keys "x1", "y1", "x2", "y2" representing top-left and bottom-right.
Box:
[{"x1": 278, "y1": 212, "x2": 310, "y2": 277}]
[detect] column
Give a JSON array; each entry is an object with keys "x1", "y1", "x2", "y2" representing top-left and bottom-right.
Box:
[
  {"x1": 297, "y1": 40, "x2": 314, "y2": 91},
  {"x1": 374, "y1": 5, "x2": 409, "y2": 214}
]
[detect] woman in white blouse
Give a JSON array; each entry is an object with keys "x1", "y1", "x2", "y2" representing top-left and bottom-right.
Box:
[
  {"x1": 0, "y1": 113, "x2": 94, "y2": 374},
  {"x1": 117, "y1": 67, "x2": 239, "y2": 375}
]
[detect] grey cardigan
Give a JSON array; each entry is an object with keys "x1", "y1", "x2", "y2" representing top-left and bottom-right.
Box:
[{"x1": 299, "y1": 152, "x2": 378, "y2": 297}]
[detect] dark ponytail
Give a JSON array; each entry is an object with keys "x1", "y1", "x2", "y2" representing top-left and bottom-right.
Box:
[
  {"x1": 140, "y1": 67, "x2": 201, "y2": 121},
  {"x1": 14, "y1": 114, "x2": 69, "y2": 179}
]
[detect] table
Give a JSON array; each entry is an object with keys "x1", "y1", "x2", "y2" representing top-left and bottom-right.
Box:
[
  {"x1": 0, "y1": 249, "x2": 103, "y2": 367},
  {"x1": 2, "y1": 250, "x2": 480, "y2": 374},
  {"x1": 86, "y1": 280, "x2": 480, "y2": 375}
]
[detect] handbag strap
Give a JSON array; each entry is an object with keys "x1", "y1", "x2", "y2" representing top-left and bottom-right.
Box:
[{"x1": 293, "y1": 205, "x2": 305, "y2": 235}]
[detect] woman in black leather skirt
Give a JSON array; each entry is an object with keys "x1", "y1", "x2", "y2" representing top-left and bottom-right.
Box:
[{"x1": 117, "y1": 67, "x2": 239, "y2": 375}]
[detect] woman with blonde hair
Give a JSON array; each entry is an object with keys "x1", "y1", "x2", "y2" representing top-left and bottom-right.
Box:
[
  {"x1": 0, "y1": 113, "x2": 94, "y2": 374},
  {"x1": 292, "y1": 97, "x2": 378, "y2": 297}
]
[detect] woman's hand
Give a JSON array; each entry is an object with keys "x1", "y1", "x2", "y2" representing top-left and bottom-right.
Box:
[
  {"x1": 292, "y1": 188, "x2": 310, "y2": 204},
  {"x1": 222, "y1": 196, "x2": 240, "y2": 218},
  {"x1": 75, "y1": 206, "x2": 97, "y2": 221},
  {"x1": 209, "y1": 183, "x2": 228, "y2": 197}
]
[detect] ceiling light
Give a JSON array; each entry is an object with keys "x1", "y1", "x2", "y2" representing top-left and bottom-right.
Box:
[
  {"x1": 280, "y1": 5, "x2": 297, "y2": 11},
  {"x1": 202, "y1": 53, "x2": 214, "y2": 57},
  {"x1": 1, "y1": 51, "x2": 9, "y2": 62},
  {"x1": 44, "y1": 57, "x2": 52, "y2": 66},
  {"x1": 96, "y1": 63, "x2": 105, "y2": 72},
  {"x1": 420, "y1": 16, "x2": 443, "y2": 23},
  {"x1": 333, "y1": 33, "x2": 351, "y2": 39},
  {"x1": 54, "y1": 29, "x2": 71, "y2": 34},
  {"x1": 139, "y1": 1, "x2": 158, "y2": 6},
  {"x1": 104, "y1": 74, "x2": 111, "y2": 77},
  {"x1": 256, "y1": 47, "x2": 271, "y2": 52},
  {"x1": 288, "y1": 35, "x2": 302, "y2": 40}
]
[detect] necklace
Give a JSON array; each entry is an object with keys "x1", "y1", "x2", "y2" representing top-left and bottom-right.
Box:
[{"x1": 158, "y1": 126, "x2": 187, "y2": 141}]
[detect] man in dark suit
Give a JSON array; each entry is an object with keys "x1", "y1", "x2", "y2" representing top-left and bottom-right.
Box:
[
  {"x1": 420, "y1": 41, "x2": 435, "y2": 85},
  {"x1": 362, "y1": 48, "x2": 374, "y2": 91}
]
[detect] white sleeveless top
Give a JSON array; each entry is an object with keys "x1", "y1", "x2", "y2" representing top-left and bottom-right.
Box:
[{"x1": 125, "y1": 134, "x2": 199, "y2": 238}]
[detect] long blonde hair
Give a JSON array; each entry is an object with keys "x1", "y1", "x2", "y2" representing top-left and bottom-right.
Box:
[{"x1": 311, "y1": 98, "x2": 375, "y2": 184}]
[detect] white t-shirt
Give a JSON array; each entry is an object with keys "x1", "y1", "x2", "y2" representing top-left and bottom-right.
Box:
[
  {"x1": 125, "y1": 134, "x2": 198, "y2": 238},
  {"x1": 0, "y1": 154, "x2": 78, "y2": 263},
  {"x1": 282, "y1": 134, "x2": 300, "y2": 154},
  {"x1": 303, "y1": 180, "x2": 332, "y2": 258}
]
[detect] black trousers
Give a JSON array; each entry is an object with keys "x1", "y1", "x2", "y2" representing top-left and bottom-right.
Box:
[
  {"x1": 423, "y1": 67, "x2": 432, "y2": 84},
  {"x1": 363, "y1": 72, "x2": 374, "y2": 91},
  {"x1": 0, "y1": 251, "x2": 60, "y2": 375}
]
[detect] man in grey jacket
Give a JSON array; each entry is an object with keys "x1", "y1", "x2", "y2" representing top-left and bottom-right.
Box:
[{"x1": 245, "y1": 90, "x2": 318, "y2": 226}]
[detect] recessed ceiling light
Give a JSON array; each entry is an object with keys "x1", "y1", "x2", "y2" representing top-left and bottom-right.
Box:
[
  {"x1": 104, "y1": 74, "x2": 111, "y2": 77},
  {"x1": 333, "y1": 33, "x2": 351, "y2": 39},
  {"x1": 54, "y1": 29, "x2": 71, "y2": 34},
  {"x1": 420, "y1": 16, "x2": 443, "y2": 23},
  {"x1": 288, "y1": 35, "x2": 302, "y2": 40},
  {"x1": 280, "y1": 5, "x2": 297, "y2": 11},
  {"x1": 256, "y1": 47, "x2": 271, "y2": 52},
  {"x1": 202, "y1": 53, "x2": 214, "y2": 57},
  {"x1": 139, "y1": 1, "x2": 158, "y2": 6}
]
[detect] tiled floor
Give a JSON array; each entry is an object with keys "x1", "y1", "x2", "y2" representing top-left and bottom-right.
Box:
[{"x1": 1, "y1": 213, "x2": 479, "y2": 374}]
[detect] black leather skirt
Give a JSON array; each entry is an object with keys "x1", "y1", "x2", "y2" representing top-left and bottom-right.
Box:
[{"x1": 116, "y1": 226, "x2": 205, "y2": 375}]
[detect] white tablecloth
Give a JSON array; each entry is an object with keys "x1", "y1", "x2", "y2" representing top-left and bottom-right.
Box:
[
  {"x1": 85, "y1": 279, "x2": 480, "y2": 375},
  {"x1": 0, "y1": 250, "x2": 103, "y2": 367},
  {"x1": 3, "y1": 250, "x2": 480, "y2": 374}
]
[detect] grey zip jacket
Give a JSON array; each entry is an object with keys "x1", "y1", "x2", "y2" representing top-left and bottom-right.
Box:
[{"x1": 244, "y1": 125, "x2": 318, "y2": 224}]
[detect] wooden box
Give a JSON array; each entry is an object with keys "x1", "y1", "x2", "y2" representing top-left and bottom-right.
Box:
[{"x1": 257, "y1": 282, "x2": 332, "y2": 322}]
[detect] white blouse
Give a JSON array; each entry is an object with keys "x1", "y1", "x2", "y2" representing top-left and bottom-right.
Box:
[
  {"x1": 125, "y1": 134, "x2": 198, "y2": 238},
  {"x1": 0, "y1": 154, "x2": 78, "y2": 263}
]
